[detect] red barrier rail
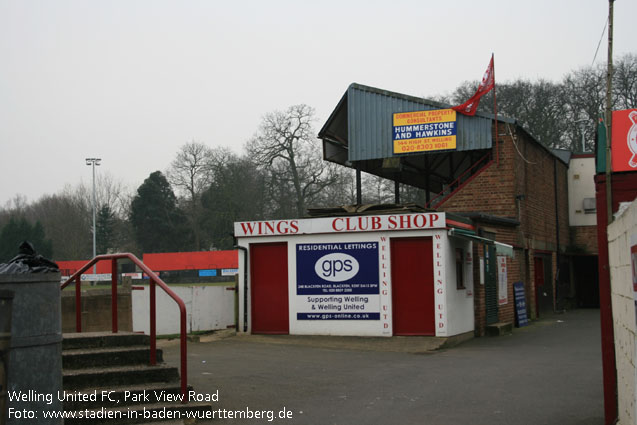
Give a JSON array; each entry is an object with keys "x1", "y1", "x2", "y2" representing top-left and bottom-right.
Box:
[{"x1": 60, "y1": 253, "x2": 188, "y2": 403}]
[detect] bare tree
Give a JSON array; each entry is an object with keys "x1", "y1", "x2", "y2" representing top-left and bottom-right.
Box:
[
  {"x1": 362, "y1": 175, "x2": 394, "y2": 205},
  {"x1": 247, "y1": 104, "x2": 337, "y2": 217},
  {"x1": 167, "y1": 142, "x2": 216, "y2": 201},
  {"x1": 612, "y1": 53, "x2": 637, "y2": 110},
  {"x1": 317, "y1": 166, "x2": 358, "y2": 207},
  {"x1": 0, "y1": 194, "x2": 29, "y2": 230},
  {"x1": 444, "y1": 53, "x2": 637, "y2": 151},
  {"x1": 201, "y1": 154, "x2": 268, "y2": 249},
  {"x1": 74, "y1": 172, "x2": 132, "y2": 219},
  {"x1": 26, "y1": 188, "x2": 92, "y2": 260},
  {"x1": 166, "y1": 141, "x2": 220, "y2": 250}
]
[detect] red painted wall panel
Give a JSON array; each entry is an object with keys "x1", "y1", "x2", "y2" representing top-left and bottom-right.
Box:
[
  {"x1": 142, "y1": 250, "x2": 238, "y2": 271},
  {"x1": 390, "y1": 237, "x2": 435, "y2": 335},
  {"x1": 56, "y1": 259, "x2": 111, "y2": 275},
  {"x1": 58, "y1": 250, "x2": 238, "y2": 275},
  {"x1": 250, "y1": 243, "x2": 289, "y2": 334}
]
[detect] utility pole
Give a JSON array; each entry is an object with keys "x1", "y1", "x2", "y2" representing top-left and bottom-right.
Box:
[
  {"x1": 86, "y1": 158, "x2": 101, "y2": 274},
  {"x1": 575, "y1": 117, "x2": 588, "y2": 153},
  {"x1": 604, "y1": 0, "x2": 614, "y2": 224}
]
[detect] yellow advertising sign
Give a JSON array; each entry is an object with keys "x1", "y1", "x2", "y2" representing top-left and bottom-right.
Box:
[{"x1": 393, "y1": 109, "x2": 457, "y2": 154}]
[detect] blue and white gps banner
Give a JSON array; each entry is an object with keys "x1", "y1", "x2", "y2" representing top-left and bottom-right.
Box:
[{"x1": 296, "y1": 242, "x2": 380, "y2": 320}]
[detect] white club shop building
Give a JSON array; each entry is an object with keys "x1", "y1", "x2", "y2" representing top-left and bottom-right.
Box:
[{"x1": 234, "y1": 212, "x2": 479, "y2": 338}]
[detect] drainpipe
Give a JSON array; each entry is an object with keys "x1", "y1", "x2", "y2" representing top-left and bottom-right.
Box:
[
  {"x1": 234, "y1": 244, "x2": 249, "y2": 332},
  {"x1": 553, "y1": 158, "x2": 561, "y2": 311}
]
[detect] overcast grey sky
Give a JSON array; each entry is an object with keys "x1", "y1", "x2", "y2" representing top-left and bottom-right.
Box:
[{"x1": 1, "y1": 0, "x2": 635, "y2": 206}]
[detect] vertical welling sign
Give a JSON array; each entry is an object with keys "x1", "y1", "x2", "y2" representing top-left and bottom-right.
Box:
[
  {"x1": 611, "y1": 108, "x2": 637, "y2": 172},
  {"x1": 296, "y1": 242, "x2": 380, "y2": 320},
  {"x1": 393, "y1": 109, "x2": 457, "y2": 154}
]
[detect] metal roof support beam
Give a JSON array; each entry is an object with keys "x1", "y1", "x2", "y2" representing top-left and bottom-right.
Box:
[
  {"x1": 356, "y1": 163, "x2": 362, "y2": 205},
  {"x1": 425, "y1": 156, "x2": 431, "y2": 204},
  {"x1": 402, "y1": 160, "x2": 448, "y2": 182},
  {"x1": 394, "y1": 180, "x2": 400, "y2": 204},
  {"x1": 429, "y1": 153, "x2": 450, "y2": 172}
]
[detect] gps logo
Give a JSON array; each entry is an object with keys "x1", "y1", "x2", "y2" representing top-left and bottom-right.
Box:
[{"x1": 315, "y1": 253, "x2": 359, "y2": 282}]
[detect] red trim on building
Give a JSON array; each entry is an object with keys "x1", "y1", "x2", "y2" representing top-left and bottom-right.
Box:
[
  {"x1": 595, "y1": 171, "x2": 637, "y2": 425},
  {"x1": 445, "y1": 219, "x2": 476, "y2": 231},
  {"x1": 58, "y1": 250, "x2": 239, "y2": 275},
  {"x1": 56, "y1": 260, "x2": 112, "y2": 275},
  {"x1": 143, "y1": 250, "x2": 238, "y2": 271}
]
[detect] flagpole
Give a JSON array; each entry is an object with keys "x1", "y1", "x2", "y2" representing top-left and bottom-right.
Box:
[{"x1": 493, "y1": 53, "x2": 498, "y2": 166}]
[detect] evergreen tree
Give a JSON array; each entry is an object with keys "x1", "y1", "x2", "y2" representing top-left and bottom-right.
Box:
[
  {"x1": 96, "y1": 204, "x2": 116, "y2": 254},
  {"x1": 129, "y1": 171, "x2": 191, "y2": 253},
  {"x1": 0, "y1": 216, "x2": 53, "y2": 262},
  {"x1": 201, "y1": 156, "x2": 267, "y2": 250}
]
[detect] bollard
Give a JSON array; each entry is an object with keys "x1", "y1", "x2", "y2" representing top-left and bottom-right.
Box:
[
  {"x1": 0, "y1": 290, "x2": 14, "y2": 425},
  {"x1": 0, "y1": 274, "x2": 62, "y2": 425}
]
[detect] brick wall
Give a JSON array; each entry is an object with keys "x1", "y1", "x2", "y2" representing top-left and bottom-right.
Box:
[
  {"x1": 440, "y1": 122, "x2": 570, "y2": 333},
  {"x1": 570, "y1": 225, "x2": 599, "y2": 254},
  {"x1": 61, "y1": 285, "x2": 133, "y2": 333}
]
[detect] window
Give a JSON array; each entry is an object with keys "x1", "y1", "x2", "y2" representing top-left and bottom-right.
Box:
[
  {"x1": 583, "y1": 198, "x2": 596, "y2": 214},
  {"x1": 456, "y1": 248, "x2": 465, "y2": 289}
]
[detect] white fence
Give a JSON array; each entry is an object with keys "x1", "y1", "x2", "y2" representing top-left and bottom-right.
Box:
[
  {"x1": 608, "y1": 198, "x2": 637, "y2": 425},
  {"x1": 132, "y1": 284, "x2": 236, "y2": 335}
]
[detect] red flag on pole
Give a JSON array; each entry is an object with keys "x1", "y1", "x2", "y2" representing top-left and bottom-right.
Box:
[{"x1": 451, "y1": 55, "x2": 495, "y2": 116}]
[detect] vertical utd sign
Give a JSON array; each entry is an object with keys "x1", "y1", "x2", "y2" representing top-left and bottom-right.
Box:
[{"x1": 393, "y1": 109, "x2": 457, "y2": 154}]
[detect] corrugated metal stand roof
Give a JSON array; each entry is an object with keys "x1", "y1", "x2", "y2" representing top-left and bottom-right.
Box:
[
  {"x1": 342, "y1": 83, "x2": 493, "y2": 161},
  {"x1": 319, "y1": 83, "x2": 497, "y2": 195}
]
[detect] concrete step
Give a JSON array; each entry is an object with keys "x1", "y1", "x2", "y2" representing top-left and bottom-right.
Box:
[
  {"x1": 63, "y1": 364, "x2": 180, "y2": 390},
  {"x1": 63, "y1": 401, "x2": 213, "y2": 424},
  {"x1": 62, "y1": 332, "x2": 199, "y2": 424},
  {"x1": 64, "y1": 332, "x2": 150, "y2": 350},
  {"x1": 486, "y1": 322, "x2": 513, "y2": 336},
  {"x1": 63, "y1": 345, "x2": 163, "y2": 369},
  {"x1": 62, "y1": 382, "x2": 192, "y2": 410}
]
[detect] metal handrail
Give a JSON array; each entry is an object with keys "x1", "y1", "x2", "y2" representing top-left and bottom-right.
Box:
[{"x1": 60, "y1": 253, "x2": 188, "y2": 403}]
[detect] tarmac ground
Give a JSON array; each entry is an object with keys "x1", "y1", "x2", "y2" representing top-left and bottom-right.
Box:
[{"x1": 162, "y1": 308, "x2": 604, "y2": 425}]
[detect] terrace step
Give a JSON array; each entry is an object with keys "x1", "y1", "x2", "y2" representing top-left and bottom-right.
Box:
[
  {"x1": 62, "y1": 382, "x2": 193, "y2": 411},
  {"x1": 63, "y1": 332, "x2": 206, "y2": 423},
  {"x1": 63, "y1": 331, "x2": 150, "y2": 350},
  {"x1": 63, "y1": 345, "x2": 162, "y2": 369},
  {"x1": 63, "y1": 364, "x2": 180, "y2": 390}
]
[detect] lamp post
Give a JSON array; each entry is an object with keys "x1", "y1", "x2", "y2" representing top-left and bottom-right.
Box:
[
  {"x1": 86, "y1": 158, "x2": 101, "y2": 274},
  {"x1": 574, "y1": 118, "x2": 588, "y2": 153}
]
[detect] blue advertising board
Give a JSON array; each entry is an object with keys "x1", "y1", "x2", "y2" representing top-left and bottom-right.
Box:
[
  {"x1": 513, "y1": 281, "x2": 528, "y2": 327},
  {"x1": 296, "y1": 242, "x2": 379, "y2": 295},
  {"x1": 296, "y1": 242, "x2": 379, "y2": 320},
  {"x1": 393, "y1": 109, "x2": 457, "y2": 154}
]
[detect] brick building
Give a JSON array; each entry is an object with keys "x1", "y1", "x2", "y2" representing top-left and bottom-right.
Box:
[
  {"x1": 435, "y1": 121, "x2": 570, "y2": 334},
  {"x1": 567, "y1": 153, "x2": 600, "y2": 308},
  {"x1": 319, "y1": 83, "x2": 578, "y2": 336}
]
